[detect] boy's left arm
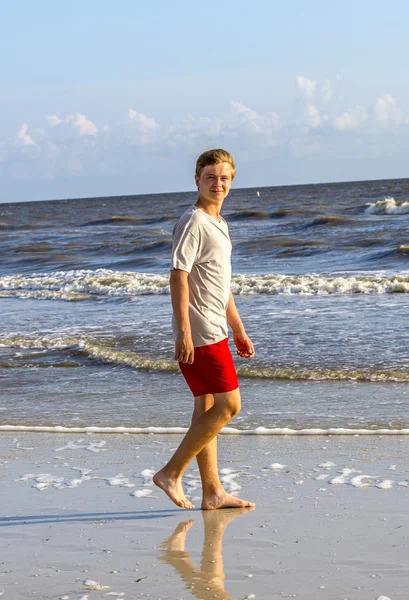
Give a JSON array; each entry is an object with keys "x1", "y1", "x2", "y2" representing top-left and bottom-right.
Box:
[{"x1": 226, "y1": 290, "x2": 255, "y2": 358}]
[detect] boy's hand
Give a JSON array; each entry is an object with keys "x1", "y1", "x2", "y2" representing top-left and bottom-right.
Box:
[
  {"x1": 175, "y1": 333, "x2": 195, "y2": 364},
  {"x1": 234, "y1": 332, "x2": 255, "y2": 358}
]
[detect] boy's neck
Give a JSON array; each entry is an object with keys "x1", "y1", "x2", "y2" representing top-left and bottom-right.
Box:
[{"x1": 195, "y1": 196, "x2": 223, "y2": 221}]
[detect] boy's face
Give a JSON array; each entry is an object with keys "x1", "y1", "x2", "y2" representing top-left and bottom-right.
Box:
[{"x1": 195, "y1": 162, "x2": 233, "y2": 203}]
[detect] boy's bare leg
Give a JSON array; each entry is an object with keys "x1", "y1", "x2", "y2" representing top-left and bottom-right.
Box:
[
  {"x1": 154, "y1": 389, "x2": 240, "y2": 508},
  {"x1": 153, "y1": 388, "x2": 255, "y2": 509},
  {"x1": 192, "y1": 394, "x2": 255, "y2": 510}
]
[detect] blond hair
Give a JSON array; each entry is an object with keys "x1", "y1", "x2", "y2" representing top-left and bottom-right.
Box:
[{"x1": 195, "y1": 149, "x2": 236, "y2": 180}]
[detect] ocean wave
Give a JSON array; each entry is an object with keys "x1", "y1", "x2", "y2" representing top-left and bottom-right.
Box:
[
  {"x1": 365, "y1": 197, "x2": 409, "y2": 215},
  {"x1": 0, "y1": 425, "x2": 408, "y2": 435},
  {"x1": 2, "y1": 269, "x2": 409, "y2": 301},
  {"x1": 82, "y1": 216, "x2": 139, "y2": 226},
  {"x1": 228, "y1": 210, "x2": 270, "y2": 220},
  {"x1": 304, "y1": 216, "x2": 353, "y2": 227},
  {"x1": 0, "y1": 270, "x2": 170, "y2": 300},
  {"x1": 2, "y1": 334, "x2": 409, "y2": 381},
  {"x1": 231, "y1": 273, "x2": 409, "y2": 295},
  {"x1": 270, "y1": 208, "x2": 293, "y2": 218}
]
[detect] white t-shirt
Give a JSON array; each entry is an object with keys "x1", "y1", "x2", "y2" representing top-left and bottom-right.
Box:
[{"x1": 171, "y1": 205, "x2": 232, "y2": 348}]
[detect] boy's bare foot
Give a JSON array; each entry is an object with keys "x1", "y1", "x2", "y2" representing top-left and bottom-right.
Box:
[
  {"x1": 201, "y1": 491, "x2": 255, "y2": 510},
  {"x1": 153, "y1": 470, "x2": 194, "y2": 509}
]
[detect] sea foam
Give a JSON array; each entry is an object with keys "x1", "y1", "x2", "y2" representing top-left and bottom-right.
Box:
[
  {"x1": 365, "y1": 197, "x2": 409, "y2": 214},
  {"x1": 2, "y1": 269, "x2": 409, "y2": 301},
  {"x1": 2, "y1": 425, "x2": 409, "y2": 435}
]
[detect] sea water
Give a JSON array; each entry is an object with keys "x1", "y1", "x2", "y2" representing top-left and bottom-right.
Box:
[{"x1": 1, "y1": 179, "x2": 409, "y2": 433}]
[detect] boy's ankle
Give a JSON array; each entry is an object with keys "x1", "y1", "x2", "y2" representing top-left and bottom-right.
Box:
[{"x1": 202, "y1": 483, "x2": 224, "y2": 496}]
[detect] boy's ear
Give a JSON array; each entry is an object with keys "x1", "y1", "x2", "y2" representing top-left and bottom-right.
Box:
[{"x1": 194, "y1": 174, "x2": 199, "y2": 188}]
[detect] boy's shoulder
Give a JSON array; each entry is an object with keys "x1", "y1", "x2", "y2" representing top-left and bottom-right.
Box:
[{"x1": 174, "y1": 205, "x2": 203, "y2": 232}]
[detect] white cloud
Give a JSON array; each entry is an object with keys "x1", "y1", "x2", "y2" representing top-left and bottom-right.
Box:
[
  {"x1": 231, "y1": 101, "x2": 258, "y2": 122},
  {"x1": 230, "y1": 101, "x2": 280, "y2": 134},
  {"x1": 72, "y1": 113, "x2": 98, "y2": 136},
  {"x1": 128, "y1": 108, "x2": 159, "y2": 131},
  {"x1": 305, "y1": 103, "x2": 321, "y2": 128},
  {"x1": 334, "y1": 105, "x2": 368, "y2": 130},
  {"x1": 373, "y1": 93, "x2": 402, "y2": 127},
  {"x1": 322, "y1": 80, "x2": 333, "y2": 103},
  {"x1": 46, "y1": 114, "x2": 62, "y2": 126},
  {"x1": 16, "y1": 123, "x2": 36, "y2": 146},
  {"x1": 334, "y1": 95, "x2": 404, "y2": 131},
  {"x1": 296, "y1": 76, "x2": 317, "y2": 99},
  {"x1": 127, "y1": 109, "x2": 160, "y2": 145},
  {"x1": 3, "y1": 89, "x2": 409, "y2": 188}
]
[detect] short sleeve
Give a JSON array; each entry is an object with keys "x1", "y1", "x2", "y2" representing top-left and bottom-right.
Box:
[{"x1": 171, "y1": 224, "x2": 200, "y2": 273}]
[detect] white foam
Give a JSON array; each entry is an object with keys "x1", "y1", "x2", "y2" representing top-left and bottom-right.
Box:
[
  {"x1": 0, "y1": 269, "x2": 170, "y2": 300},
  {"x1": 2, "y1": 268, "x2": 409, "y2": 301},
  {"x1": 105, "y1": 474, "x2": 134, "y2": 488},
  {"x1": 268, "y1": 463, "x2": 287, "y2": 470},
  {"x1": 54, "y1": 439, "x2": 106, "y2": 453},
  {"x1": 134, "y1": 468, "x2": 155, "y2": 486},
  {"x1": 365, "y1": 197, "x2": 409, "y2": 214},
  {"x1": 17, "y1": 473, "x2": 66, "y2": 491},
  {"x1": 83, "y1": 580, "x2": 110, "y2": 591},
  {"x1": 2, "y1": 425, "x2": 409, "y2": 435},
  {"x1": 65, "y1": 478, "x2": 83, "y2": 488},
  {"x1": 219, "y1": 469, "x2": 242, "y2": 493},
  {"x1": 329, "y1": 468, "x2": 361, "y2": 485},
  {"x1": 70, "y1": 467, "x2": 92, "y2": 476},
  {"x1": 376, "y1": 480, "x2": 394, "y2": 490},
  {"x1": 12, "y1": 438, "x2": 33, "y2": 450},
  {"x1": 350, "y1": 475, "x2": 378, "y2": 488},
  {"x1": 132, "y1": 489, "x2": 154, "y2": 498}
]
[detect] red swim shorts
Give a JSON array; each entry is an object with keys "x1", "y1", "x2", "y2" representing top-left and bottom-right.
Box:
[{"x1": 179, "y1": 337, "x2": 239, "y2": 397}]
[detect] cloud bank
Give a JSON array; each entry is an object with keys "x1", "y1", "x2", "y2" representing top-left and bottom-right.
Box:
[{"x1": 1, "y1": 76, "x2": 409, "y2": 198}]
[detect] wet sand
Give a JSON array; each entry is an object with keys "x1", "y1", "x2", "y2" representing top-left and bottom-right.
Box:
[{"x1": 1, "y1": 432, "x2": 408, "y2": 599}]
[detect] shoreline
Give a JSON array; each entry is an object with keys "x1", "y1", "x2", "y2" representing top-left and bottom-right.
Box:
[
  {"x1": 1, "y1": 424, "x2": 409, "y2": 435},
  {"x1": 1, "y1": 432, "x2": 409, "y2": 599}
]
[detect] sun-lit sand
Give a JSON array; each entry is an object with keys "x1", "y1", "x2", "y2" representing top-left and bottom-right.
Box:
[{"x1": 1, "y1": 432, "x2": 408, "y2": 599}]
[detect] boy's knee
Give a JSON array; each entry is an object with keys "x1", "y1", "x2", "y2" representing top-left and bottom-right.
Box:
[{"x1": 216, "y1": 389, "x2": 241, "y2": 420}]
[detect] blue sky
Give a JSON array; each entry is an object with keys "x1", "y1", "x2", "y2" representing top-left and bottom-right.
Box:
[{"x1": 1, "y1": 0, "x2": 409, "y2": 202}]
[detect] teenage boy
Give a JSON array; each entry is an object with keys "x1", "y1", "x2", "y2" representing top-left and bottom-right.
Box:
[{"x1": 153, "y1": 149, "x2": 255, "y2": 510}]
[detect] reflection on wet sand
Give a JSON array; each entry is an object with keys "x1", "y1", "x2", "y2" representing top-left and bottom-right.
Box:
[{"x1": 159, "y1": 508, "x2": 254, "y2": 600}]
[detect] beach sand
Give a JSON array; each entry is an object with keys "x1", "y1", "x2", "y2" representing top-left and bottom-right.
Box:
[{"x1": 1, "y1": 432, "x2": 408, "y2": 600}]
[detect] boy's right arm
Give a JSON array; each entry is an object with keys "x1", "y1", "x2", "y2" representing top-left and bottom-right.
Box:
[{"x1": 170, "y1": 269, "x2": 194, "y2": 364}]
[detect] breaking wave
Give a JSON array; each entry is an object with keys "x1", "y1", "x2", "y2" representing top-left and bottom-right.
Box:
[
  {"x1": 2, "y1": 269, "x2": 409, "y2": 301},
  {"x1": 2, "y1": 334, "x2": 409, "y2": 382},
  {"x1": 365, "y1": 197, "x2": 409, "y2": 215}
]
